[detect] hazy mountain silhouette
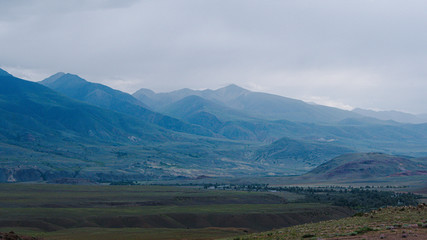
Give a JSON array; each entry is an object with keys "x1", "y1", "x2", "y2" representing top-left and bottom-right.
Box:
[
  {"x1": 162, "y1": 95, "x2": 253, "y2": 121},
  {"x1": 41, "y1": 73, "x2": 213, "y2": 137},
  {"x1": 353, "y1": 108, "x2": 427, "y2": 124},
  {"x1": 134, "y1": 84, "x2": 364, "y2": 123}
]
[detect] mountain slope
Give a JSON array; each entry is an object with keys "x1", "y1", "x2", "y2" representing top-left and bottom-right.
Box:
[
  {"x1": 0, "y1": 72, "x2": 167, "y2": 143},
  {"x1": 0, "y1": 68, "x2": 12, "y2": 77},
  {"x1": 161, "y1": 95, "x2": 254, "y2": 121},
  {"x1": 254, "y1": 137, "x2": 353, "y2": 173},
  {"x1": 0, "y1": 69, "x2": 202, "y2": 181},
  {"x1": 40, "y1": 73, "x2": 213, "y2": 137},
  {"x1": 41, "y1": 73, "x2": 148, "y2": 109},
  {"x1": 226, "y1": 91, "x2": 361, "y2": 122}
]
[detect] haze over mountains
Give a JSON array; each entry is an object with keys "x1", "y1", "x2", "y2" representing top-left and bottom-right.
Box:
[
  {"x1": 2, "y1": 68, "x2": 427, "y2": 182},
  {"x1": 352, "y1": 108, "x2": 427, "y2": 124},
  {"x1": 134, "y1": 84, "x2": 427, "y2": 125},
  {"x1": 133, "y1": 84, "x2": 365, "y2": 123}
]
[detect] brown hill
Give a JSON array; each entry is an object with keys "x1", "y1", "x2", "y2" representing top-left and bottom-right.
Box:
[{"x1": 305, "y1": 152, "x2": 427, "y2": 180}]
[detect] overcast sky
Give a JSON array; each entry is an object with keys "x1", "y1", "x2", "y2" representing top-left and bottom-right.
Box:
[{"x1": 1, "y1": 0, "x2": 427, "y2": 113}]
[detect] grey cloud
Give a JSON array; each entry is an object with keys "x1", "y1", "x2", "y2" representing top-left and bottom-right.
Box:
[{"x1": 1, "y1": 0, "x2": 427, "y2": 113}]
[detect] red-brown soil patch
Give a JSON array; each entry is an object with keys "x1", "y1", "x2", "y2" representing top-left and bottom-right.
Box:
[{"x1": 0, "y1": 231, "x2": 42, "y2": 240}]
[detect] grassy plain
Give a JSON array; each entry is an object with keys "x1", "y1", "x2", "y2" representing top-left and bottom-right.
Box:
[{"x1": 0, "y1": 183, "x2": 352, "y2": 240}]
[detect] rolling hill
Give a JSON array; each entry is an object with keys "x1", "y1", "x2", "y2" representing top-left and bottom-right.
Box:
[
  {"x1": 305, "y1": 152, "x2": 427, "y2": 180},
  {"x1": 255, "y1": 137, "x2": 353, "y2": 172}
]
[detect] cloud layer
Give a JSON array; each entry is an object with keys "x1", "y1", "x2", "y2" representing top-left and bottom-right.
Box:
[{"x1": 1, "y1": 0, "x2": 427, "y2": 113}]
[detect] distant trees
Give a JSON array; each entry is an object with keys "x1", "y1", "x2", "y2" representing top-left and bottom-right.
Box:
[{"x1": 202, "y1": 183, "x2": 421, "y2": 211}]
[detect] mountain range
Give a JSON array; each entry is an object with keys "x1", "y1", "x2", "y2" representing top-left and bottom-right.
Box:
[
  {"x1": 133, "y1": 84, "x2": 365, "y2": 123},
  {"x1": 40, "y1": 73, "x2": 213, "y2": 137},
  {"x1": 1, "y1": 68, "x2": 427, "y2": 182},
  {"x1": 352, "y1": 108, "x2": 427, "y2": 124}
]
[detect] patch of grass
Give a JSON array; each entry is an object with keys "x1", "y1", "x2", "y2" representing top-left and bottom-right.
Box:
[{"x1": 355, "y1": 226, "x2": 374, "y2": 234}]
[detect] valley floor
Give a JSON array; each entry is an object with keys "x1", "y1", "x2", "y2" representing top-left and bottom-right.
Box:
[
  {"x1": 0, "y1": 183, "x2": 352, "y2": 240},
  {"x1": 2, "y1": 182, "x2": 426, "y2": 240}
]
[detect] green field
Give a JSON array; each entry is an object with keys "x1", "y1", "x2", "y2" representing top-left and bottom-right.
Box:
[{"x1": 0, "y1": 183, "x2": 353, "y2": 240}]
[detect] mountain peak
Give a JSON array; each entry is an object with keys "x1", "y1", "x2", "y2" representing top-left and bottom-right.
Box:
[
  {"x1": 40, "y1": 72, "x2": 87, "y2": 86},
  {"x1": 214, "y1": 84, "x2": 249, "y2": 99},
  {"x1": 221, "y1": 84, "x2": 248, "y2": 92},
  {"x1": 133, "y1": 88, "x2": 156, "y2": 97},
  {"x1": 63, "y1": 73, "x2": 87, "y2": 82},
  {"x1": 53, "y1": 72, "x2": 66, "y2": 77},
  {"x1": 0, "y1": 68, "x2": 12, "y2": 77},
  {"x1": 40, "y1": 72, "x2": 65, "y2": 84}
]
